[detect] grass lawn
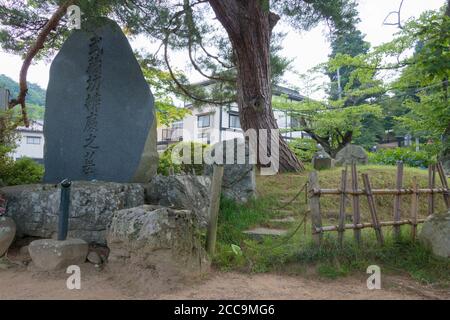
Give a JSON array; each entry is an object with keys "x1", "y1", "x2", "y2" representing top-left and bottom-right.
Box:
[{"x1": 213, "y1": 165, "x2": 450, "y2": 288}]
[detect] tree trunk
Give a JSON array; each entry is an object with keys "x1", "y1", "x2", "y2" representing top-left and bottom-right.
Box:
[{"x1": 208, "y1": 0, "x2": 303, "y2": 172}]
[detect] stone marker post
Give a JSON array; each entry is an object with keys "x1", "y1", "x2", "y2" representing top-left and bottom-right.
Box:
[{"x1": 58, "y1": 179, "x2": 71, "y2": 241}]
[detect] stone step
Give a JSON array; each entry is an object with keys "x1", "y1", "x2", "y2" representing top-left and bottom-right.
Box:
[
  {"x1": 272, "y1": 209, "x2": 295, "y2": 216},
  {"x1": 269, "y1": 216, "x2": 296, "y2": 224},
  {"x1": 243, "y1": 228, "x2": 289, "y2": 241}
]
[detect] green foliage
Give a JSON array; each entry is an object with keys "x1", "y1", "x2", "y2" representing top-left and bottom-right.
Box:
[
  {"x1": 368, "y1": 148, "x2": 435, "y2": 168},
  {"x1": 138, "y1": 57, "x2": 191, "y2": 126},
  {"x1": 157, "y1": 141, "x2": 207, "y2": 175},
  {"x1": 0, "y1": 74, "x2": 46, "y2": 106},
  {"x1": 0, "y1": 157, "x2": 44, "y2": 186},
  {"x1": 0, "y1": 0, "x2": 361, "y2": 111},
  {"x1": 288, "y1": 138, "x2": 318, "y2": 163}
]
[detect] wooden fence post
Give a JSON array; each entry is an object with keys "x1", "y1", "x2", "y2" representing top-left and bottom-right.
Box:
[
  {"x1": 205, "y1": 165, "x2": 224, "y2": 256},
  {"x1": 351, "y1": 163, "x2": 361, "y2": 244},
  {"x1": 393, "y1": 161, "x2": 403, "y2": 239},
  {"x1": 362, "y1": 173, "x2": 384, "y2": 245},
  {"x1": 428, "y1": 164, "x2": 436, "y2": 216},
  {"x1": 308, "y1": 171, "x2": 323, "y2": 245},
  {"x1": 410, "y1": 176, "x2": 419, "y2": 241},
  {"x1": 338, "y1": 168, "x2": 348, "y2": 247},
  {"x1": 436, "y1": 162, "x2": 449, "y2": 209}
]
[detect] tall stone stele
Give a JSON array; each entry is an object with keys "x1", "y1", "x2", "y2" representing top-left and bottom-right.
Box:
[{"x1": 44, "y1": 17, "x2": 157, "y2": 183}]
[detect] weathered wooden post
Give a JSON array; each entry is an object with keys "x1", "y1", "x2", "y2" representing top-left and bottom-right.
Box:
[
  {"x1": 308, "y1": 171, "x2": 323, "y2": 245},
  {"x1": 351, "y1": 163, "x2": 361, "y2": 244},
  {"x1": 338, "y1": 168, "x2": 348, "y2": 247},
  {"x1": 362, "y1": 173, "x2": 384, "y2": 245},
  {"x1": 206, "y1": 165, "x2": 224, "y2": 256},
  {"x1": 410, "y1": 176, "x2": 419, "y2": 241},
  {"x1": 393, "y1": 161, "x2": 403, "y2": 239},
  {"x1": 428, "y1": 164, "x2": 436, "y2": 216},
  {"x1": 436, "y1": 162, "x2": 449, "y2": 209}
]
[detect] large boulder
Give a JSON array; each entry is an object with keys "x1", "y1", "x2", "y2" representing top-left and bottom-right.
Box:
[
  {"x1": 1, "y1": 182, "x2": 145, "y2": 244},
  {"x1": 420, "y1": 209, "x2": 450, "y2": 258},
  {"x1": 107, "y1": 205, "x2": 209, "y2": 277},
  {"x1": 0, "y1": 216, "x2": 16, "y2": 257},
  {"x1": 28, "y1": 238, "x2": 89, "y2": 271},
  {"x1": 204, "y1": 138, "x2": 257, "y2": 203},
  {"x1": 144, "y1": 175, "x2": 211, "y2": 227},
  {"x1": 335, "y1": 144, "x2": 368, "y2": 166}
]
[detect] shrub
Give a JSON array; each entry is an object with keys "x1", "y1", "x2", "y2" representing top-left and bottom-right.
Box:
[
  {"x1": 368, "y1": 147, "x2": 434, "y2": 168},
  {"x1": 1, "y1": 157, "x2": 44, "y2": 186},
  {"x1": 158, "y1": 141, "x2": 207, "y2": 175},
  {"x1": 288, "y1": 138, "x2": 319, "y2": 163}
]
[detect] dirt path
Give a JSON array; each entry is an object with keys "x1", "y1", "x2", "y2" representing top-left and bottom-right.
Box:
[{"x1": 0, "y1": 263, "x2": 447, "y2": 300}]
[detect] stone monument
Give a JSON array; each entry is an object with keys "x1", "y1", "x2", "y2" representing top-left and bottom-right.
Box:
[
  {"x1": 335, "y1": 144, "x2": 369, "y2": 166},
  {"x1": 44, "y1": 17, "x2": 157, "y2": 183}
]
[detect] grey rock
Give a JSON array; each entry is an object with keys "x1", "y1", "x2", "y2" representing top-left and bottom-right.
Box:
[
  {"x1": 1, "y1": 182, "x2": 145, "y2": 244},
  {"x1": 144, "y1": 175, "x2": 211, "y2": 227},
  {"x1": 44, "y1": 17, "x2": 157, "y2": 183},
  {"x1": 87, "y1": 251, "x2": 102, "y2": 264},
  {"x1": 28, "y1": 238, "x2": 89, "y2": 271},
  {"x1": 204, "y1": 138, "x2": 256, "y2": 203},
  {"x1": 107, "y1": 205, "x2": 209, "y2": 277},
  {"x1": 0, "y1": 216, "x2": 16, "y2": 257},
  {"x1": 420, "y1": 209, "x2": 450, "y2": 258},
  {"x1": 335, "y1": 144, "x2": 368, "y2": 166}
]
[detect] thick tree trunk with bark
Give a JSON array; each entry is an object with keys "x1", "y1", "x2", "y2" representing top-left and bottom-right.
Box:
[{"x1": 208, "y1": 0, "x2": 303, "y2": 172}]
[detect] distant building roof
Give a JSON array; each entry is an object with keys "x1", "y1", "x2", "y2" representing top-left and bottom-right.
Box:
[
  {"x1": 16, "y1": 120, "x2": 44, "y2": 133},
  {"x1": 185, "y1": 79, "x2": 307, "y2": 107}
]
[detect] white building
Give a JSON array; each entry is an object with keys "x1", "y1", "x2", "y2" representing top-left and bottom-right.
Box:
[
  {"x1": 157, "y1": 84, "x2": 310, "y2": 150},
  {"x1": 11, "y1": 120, "x2": 45, "y2": 164}
]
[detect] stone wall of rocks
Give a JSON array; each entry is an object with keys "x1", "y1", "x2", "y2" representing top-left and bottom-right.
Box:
[{"x1": 1, "y1": 182, "x2": 145, "y2": 244}]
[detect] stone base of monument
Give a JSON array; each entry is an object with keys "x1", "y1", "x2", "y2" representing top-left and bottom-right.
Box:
[
  {"x1": 28, "y1": 238, "x2": 88, "y2": 271},
  {"x1": 107, "y1": 205, "x2": 210, "y2": 278},
  {"x1": 1, "y1": 182, "x2": 145, "y2": 244},
  {"x1": 0, "y1": 216, "x2": 16, "y2": 257},
  {"x1": 419, "y1": 209, "x2": 450, "y2": 259}
]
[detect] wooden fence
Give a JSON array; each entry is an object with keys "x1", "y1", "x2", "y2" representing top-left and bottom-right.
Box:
[{"x1": 308, "y1": 162, "x2": 449, "y2": 246}]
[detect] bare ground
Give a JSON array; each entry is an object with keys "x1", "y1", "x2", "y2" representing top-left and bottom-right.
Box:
[{"x1": 0, "y1": 262, "x2": 448, "y2": 300}]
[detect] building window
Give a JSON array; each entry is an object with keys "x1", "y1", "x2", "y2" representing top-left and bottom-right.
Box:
[
  {"x1": 229, "y1": 113, "x2": 241, "y2": 129},
  {"x1": 197, "y1": 114, "x2": 211, "y2": 128},
  {"x1": 198, "y1": 133, "x2": 210, "y2": 144},
  {"x1": 26, "y1": 136, "x2": 41, "y2": 145},
  {"x1": 172, "y1": 121, "x2": 183, "y2": 129},
  {"x1": 161, "y1": 129, "x2": 173, "y2": 141}
]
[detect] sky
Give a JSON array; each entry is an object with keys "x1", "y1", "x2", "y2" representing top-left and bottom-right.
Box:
[{"x1": 0, "y1": 0, "x2": 446, "y2": 99}]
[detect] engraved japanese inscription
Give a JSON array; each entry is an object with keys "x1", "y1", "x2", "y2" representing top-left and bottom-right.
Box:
[{"x1": 43, "y1": 18, "x2": 158, "y2": 183}]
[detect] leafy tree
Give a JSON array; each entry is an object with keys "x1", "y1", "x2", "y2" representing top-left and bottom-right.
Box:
[
  {"x1": 138, "y1": 55, "x2": 191, "y2": 127},
  {"x1": 273, "y1": 93, "x2": 382, "y2": 157},
  {"x1": 0, "y1": 0, "x2": 362, "y2": 172},
  {"x1": 0, "y1": 74, "x2": 46, "y2": 106}
]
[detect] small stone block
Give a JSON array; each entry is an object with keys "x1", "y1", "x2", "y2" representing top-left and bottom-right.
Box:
[{"x1": 28, "y1": 238, "x2": 88, "y2": 271}]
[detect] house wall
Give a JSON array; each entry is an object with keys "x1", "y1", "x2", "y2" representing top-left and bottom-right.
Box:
[{"x1": 11, "y1": 121, "x2": 45, "y2": 163}]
